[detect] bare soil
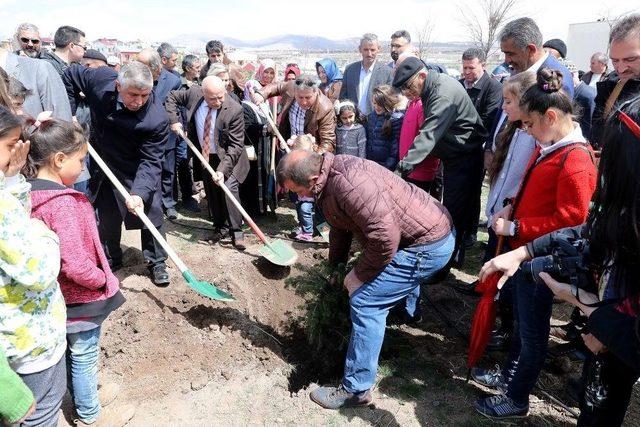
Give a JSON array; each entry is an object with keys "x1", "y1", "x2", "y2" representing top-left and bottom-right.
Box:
[{"x1": 57, "y1": 195, "x2": 639, "y2": 426}]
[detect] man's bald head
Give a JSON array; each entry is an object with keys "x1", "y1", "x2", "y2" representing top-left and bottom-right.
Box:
[
  {"x1": 136, "y1": 48, "x2": 162, "y2": 81},
  {"x1": 202, "y1": 75, "x2": 226, "y2": 109},
  {"x1": 276, "y1": 149, "x2": 323, "y2": 197},
  {"x1": 395, "y1": 49, "x2": 419, "y2": 67}
]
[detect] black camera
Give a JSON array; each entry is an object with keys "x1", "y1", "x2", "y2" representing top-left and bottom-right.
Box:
[{"x1": 520, "y1": 235, "x2": 596, "y2": 292}]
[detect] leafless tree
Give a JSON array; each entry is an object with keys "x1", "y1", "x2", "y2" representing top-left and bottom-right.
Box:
[
  {"x1": 414, "y1": 18, "x2": 435, "y2": 60},
  {"x1": 457, "y1": 0, "x2": 519, "y2": 58}
]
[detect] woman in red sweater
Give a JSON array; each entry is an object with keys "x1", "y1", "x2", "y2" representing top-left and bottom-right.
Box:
[
  {"x1": 474, "y1": 68, "x2": 597, "y2": 420},
  {"x1": 25, "y1": 117, "x2": 128, "y2": 425}
]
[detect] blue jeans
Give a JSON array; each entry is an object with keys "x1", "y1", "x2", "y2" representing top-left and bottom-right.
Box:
[
  {"x1": 66, "y1": 327, "x2": 102, "y2": 423},
  {"x1": 342, "y1": 233, "x2": 455, "y2": 393},
  {"x1": 296, "y1": 200, "x2": 314, "y2": 233},
  {"x1": 504, "y1": 269, "x2": 555, "y2": 405}
]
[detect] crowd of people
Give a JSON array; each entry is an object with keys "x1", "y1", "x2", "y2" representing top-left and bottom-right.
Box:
[{"x1": 1, "y1": 12, "x2": 640, "y2": 427}]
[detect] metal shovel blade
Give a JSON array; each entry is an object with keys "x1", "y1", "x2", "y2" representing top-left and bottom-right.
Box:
[
  {"x1": 258, "y1": 239, "x2": 298, "y2": 266},
  {"x1": 182, "y1": 270, "x2": 235, "y2": 302},
  {"x1": 316, "y1": 222, "x2": 330, "y2": 243}
]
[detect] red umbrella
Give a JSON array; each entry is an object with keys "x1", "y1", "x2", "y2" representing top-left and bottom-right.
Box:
[{"x1": 467, "y1": 236, "x2": 505, "y2": 371}]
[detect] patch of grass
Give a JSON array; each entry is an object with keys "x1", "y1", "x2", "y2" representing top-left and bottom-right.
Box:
[{"x1": 398, "y1": 380, "x2": 427, "y2": 400}]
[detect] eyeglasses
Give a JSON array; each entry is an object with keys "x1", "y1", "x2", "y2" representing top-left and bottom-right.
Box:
[
  {"x1": 20, "y1": 37, "x2": 40, "y2": 45},
  {"x1": 74, "y1": 42, "x2": 88, "y2": 52}
]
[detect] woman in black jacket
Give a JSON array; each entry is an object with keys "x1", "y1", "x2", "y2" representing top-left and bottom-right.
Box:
[{"x1": 480, "y1": 96, "x2": 640, "y2": 426}]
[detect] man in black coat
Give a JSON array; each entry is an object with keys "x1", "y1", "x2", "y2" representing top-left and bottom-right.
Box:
[
  {"x1": 165, "y1": 76, "x2": 250, "y2": 249},
  {"x1": 459, "y1": 47, "x2": 503, "y2": 249},
  {"x1": 64, "y1": 61, "x2": 171, "y2": 285},
  {"x1": 591, "y1": 15, "x2": 640, "y2": 149},
  {"x1": 393, "y1": 56, "x2": 487, "y2": 267},
  {"x1": 340, "y1": 33, "x2": 393, "y2": 115}
]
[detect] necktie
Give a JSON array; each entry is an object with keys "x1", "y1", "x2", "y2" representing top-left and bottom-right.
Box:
[
  {"x1": 202, "y1": 107, "x2": 213, "y2": 158},
  {"x1": 603, "y1": 80, "x2": 627, "y2": 118}
]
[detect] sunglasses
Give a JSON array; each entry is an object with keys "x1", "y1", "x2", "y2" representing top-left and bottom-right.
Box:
[
  {"x1": 20, "y1": 37, "x2": 40, "y2": 45},
  {"x1": 295, "y1": 79, "x2": 316, "y2": 88}
]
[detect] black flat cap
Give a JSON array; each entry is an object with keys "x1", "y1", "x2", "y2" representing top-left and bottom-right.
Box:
[
  {"x1": 543, "y1": 39, "x2": 567, "y2": 59},
  {"x1": 392, "y1": 57, "x2": 426, "y2": 88},
  {"x1": 83, "y1": 49, "x2": 108, "y2": 63}
]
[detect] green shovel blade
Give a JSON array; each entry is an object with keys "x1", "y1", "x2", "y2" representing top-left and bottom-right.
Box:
[
  {"x1": 258, "y1": 238, "x2": 298, "y2": 266},
  {"x1": 182, "y1": 270, "x2": 235, "y2": 302}
]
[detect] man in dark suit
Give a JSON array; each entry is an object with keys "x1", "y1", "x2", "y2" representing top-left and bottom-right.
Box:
[
  {"x1": 166, "y1": 76, "x2": 249, "y2": 249},
  {"x1": 138, "y1": 47, "x2": 183, "y2": 219},
  {"x1": 63, "y1": 61, "x2": 171, "y2": 285},
  {"x1": 339, "y1": 33, "x2": 393, "y2": 115},
  {"x1": 581, "y1": 52, "x2": 610, "y2": 88},
  {"x1": 459, "y1": 47, "x2": 503, "y2": 249},
  {"x1": 499, "y1": 18, "x2": 574, "y2": 98}
]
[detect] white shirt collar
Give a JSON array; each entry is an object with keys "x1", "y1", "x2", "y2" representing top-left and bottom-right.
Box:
[
  {"x1": 361, "y1": 60, "x2": 376, "y2": 73},
  {"x1": 538, "y1": 122, "x2": 585, "y2": 158},
  {"x1": 526, "y1": 52, "x2": 549, "y2": 74}
]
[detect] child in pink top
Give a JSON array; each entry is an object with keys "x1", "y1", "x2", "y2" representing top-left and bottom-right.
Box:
[
  {"x1": 398, "y1": 98, "x2": 441, "y2": 193},
  {"x1": 25, "y1": 117, "x2": 125, "y2": 425}
]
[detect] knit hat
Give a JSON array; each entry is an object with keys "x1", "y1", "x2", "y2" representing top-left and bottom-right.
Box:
[
  {"x1": 83, "y1": 49, "x2": 108, "y2": 63},
  {"x1": 543, "y1": 39, "x2": 567, "y2": 59},
  {"x1": 392, "y1": 57, "x2": 426, "y2": 88}
]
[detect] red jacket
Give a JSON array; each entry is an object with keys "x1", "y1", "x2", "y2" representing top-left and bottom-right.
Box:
[
  {"x1": 510, "y1": 141, "x2": 596, "y2": 248},
  {"x1": 29, "y1": 179, "x2": 120, "y2": 305},
  {"x1": 398, "y1": 98, "x2": 440, "y2": 181}
]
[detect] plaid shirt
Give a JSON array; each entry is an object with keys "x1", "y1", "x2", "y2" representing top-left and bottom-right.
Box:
[{"x1": 289, "y1": 101, "x2": 306, "y2": 136}]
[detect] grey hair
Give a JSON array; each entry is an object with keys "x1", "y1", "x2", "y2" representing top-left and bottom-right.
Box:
[
  {"x1": 293, "y1": 74, "x2": 320, "y2": 90},
  {"x1": 15, "y1": 22, "x2": 39, "y2": 37},
  {"x1": 181, "y1": 54, "x2": 200, "y2": 71},
  {"x1": 609, "y1": 14, "x2": 640, "y2": 44},
  {"x1": 117, "y1": 61, "x2": 153, "y2": 90},
  {"x1": 206, "y1": 62, "x2": 228, "y2": 77},
  {"x1": 462, "y1": 47, "x2": 486, "y2": 62},
  {"x1": 157, "y1": 42, "x2": 177, "y2": 60},
  {"x1": 137, "y1": 48, "x2": 162, "y2": 75},
  {"x1": 591, "y1": 52, "x2": 609, "y2": 65},
  {"x1": 499, "y1": 17, "x2": 543, "y2": 50},
  {"x1": 360, "y1": 33, "x2": 379, "y2": 47}
]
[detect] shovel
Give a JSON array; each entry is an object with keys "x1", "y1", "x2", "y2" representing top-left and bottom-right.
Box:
[
  {"x1": 177, "y1": 130, "x2": 298, "y2": 267},
  {"x1": 87, "y1": 143, "x2": 234, "y2": 301},
  {"x1": 259, "y1": 103, "x2": 291, "y2": 153}
]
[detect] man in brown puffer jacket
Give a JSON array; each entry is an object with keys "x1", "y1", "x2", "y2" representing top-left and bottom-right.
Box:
[{"x1": 277, "y1": 150, "x2": 455, "y2": 409}]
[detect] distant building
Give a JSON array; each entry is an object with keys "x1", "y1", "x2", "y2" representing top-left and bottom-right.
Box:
[{"x1": 227, "y1": 50, "x2": 258, "y2": 66}]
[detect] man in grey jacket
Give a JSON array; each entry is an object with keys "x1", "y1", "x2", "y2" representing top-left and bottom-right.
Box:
[
  {"x1": 1, "y1": 47, "x2": 72, "y2": 120},
  {"x1": 339, "y1": 33, "x2": 392, "y2": 115},
  {"x1": 393, "y1": 56, "x2": 486, "y2": 267}
]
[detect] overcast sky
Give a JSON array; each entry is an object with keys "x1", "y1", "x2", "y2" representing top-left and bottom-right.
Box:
[{"x1": 0, "y1": 0, "x2": 638, "y2": 42}]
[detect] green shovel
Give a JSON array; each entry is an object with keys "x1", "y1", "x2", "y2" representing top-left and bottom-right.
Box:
[
  {"x1": 177, "y1": 130, "x2": 298, "y2": 267},
  {"x1": 87, "y1": 143, "x2": 234, "y2": 301}
]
